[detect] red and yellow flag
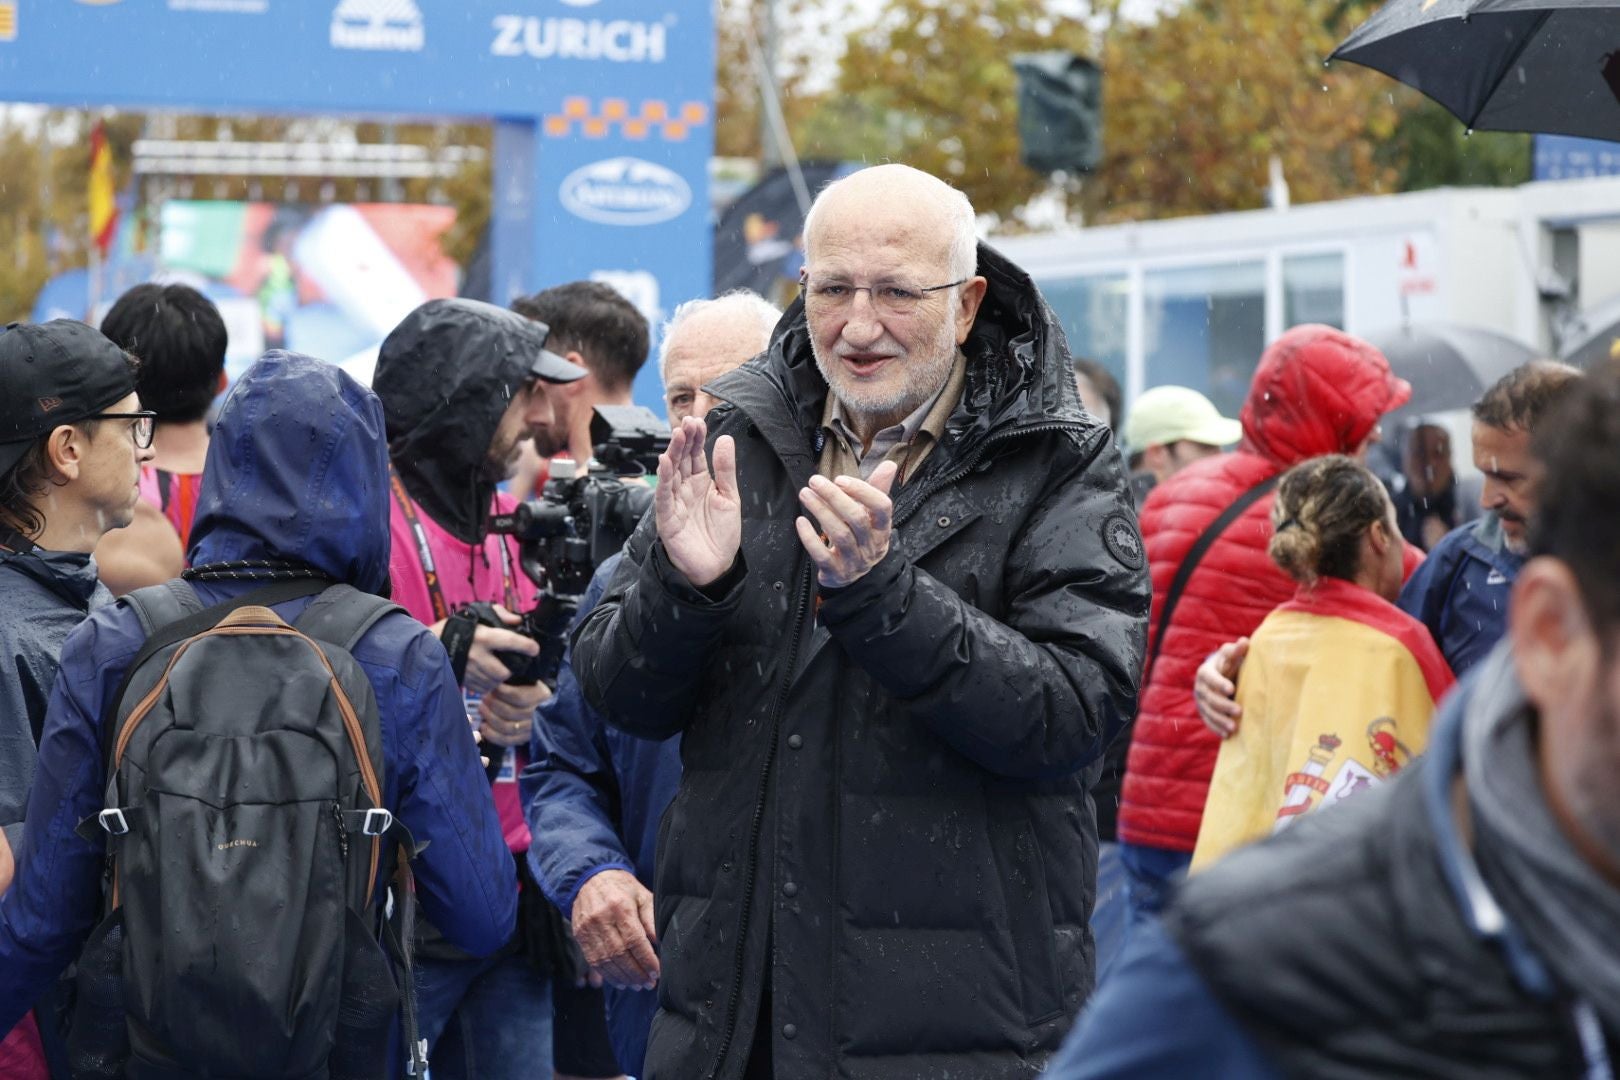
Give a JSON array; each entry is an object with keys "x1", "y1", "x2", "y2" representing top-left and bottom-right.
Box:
[
  {"x1": 1191, "y1": 578, "x2": 1454, "y2": 871},
  {"x1": 89, "y1": 120, "x2": 119, "y2": 257}
]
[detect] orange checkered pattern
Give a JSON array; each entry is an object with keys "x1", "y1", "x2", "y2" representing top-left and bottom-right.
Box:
[
  {"x1": 544, "y1": 97, "x2": 710, "y2": 142},
  {"x1": 0, "y1": 4, "x2": 16, "y2": 42}
]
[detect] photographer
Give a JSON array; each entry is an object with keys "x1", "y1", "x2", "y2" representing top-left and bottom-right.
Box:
[
  {"x1": 371, "y1": 298, "x2": 585, "y2": 1080},
  {"x1": 521, "y1": 290, "x2": 780, "y2": 1079}
]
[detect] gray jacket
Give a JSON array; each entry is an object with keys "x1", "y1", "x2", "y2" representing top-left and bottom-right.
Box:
[{"x1": 0, "y1": 547, "x2": 109, "y2": 853}]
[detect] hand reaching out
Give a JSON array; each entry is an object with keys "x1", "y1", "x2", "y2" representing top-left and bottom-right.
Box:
[
  {"x1": 655, "y1": 417, "x2": 742, "y2": 589},
  {"x1": 1195, "y1": 637, "x2": 1249, "y2": 739}
]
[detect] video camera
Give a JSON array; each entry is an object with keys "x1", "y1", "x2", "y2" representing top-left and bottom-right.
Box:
[{"x1": 474, "y1": 405, "x2": 668, "y2": 687}]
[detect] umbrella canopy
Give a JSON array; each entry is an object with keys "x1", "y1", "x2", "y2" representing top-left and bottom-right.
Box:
[
  {"x1": 1558, "y1": 291, "x2": 1620, "y2": 368},
  {"x1": 1363, "y1": 322, "x2": 1539, "y2": 418},
  {"x1": 1331, "y1": 0, "x2": 1620, "y2": 141}
]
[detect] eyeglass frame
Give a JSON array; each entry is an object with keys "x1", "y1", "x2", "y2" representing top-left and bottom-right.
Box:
[
  {"x1": 86, "y1": 410, "x2": 158, "y2": 450},
  {"x1": 797, "y1": 270, "x2": 970, "y2": 314}
]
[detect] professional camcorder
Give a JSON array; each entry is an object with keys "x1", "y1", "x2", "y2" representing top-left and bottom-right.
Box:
[{"x1": 473, "y1": 404, "x2": 668, "y2": 687}]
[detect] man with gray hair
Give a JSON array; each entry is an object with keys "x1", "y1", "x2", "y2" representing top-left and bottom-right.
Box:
[
  {"x1": 572, "y1": 164, "x2": 1150, "y2": 1079},
  {"x1": 659, "y1": 289, "x2": 781, "y2": 424},
  {"x1": 523, "y1": 288, "x2": 780, "y2": 1079}
]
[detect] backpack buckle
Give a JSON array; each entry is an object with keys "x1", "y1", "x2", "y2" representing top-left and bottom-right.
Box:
[
  {"x1": 361, "y1": 808, "x2": 394, "y2": 837},
  {"x1": 98, "y1": 808, "x2": 130, "y2": 836}
]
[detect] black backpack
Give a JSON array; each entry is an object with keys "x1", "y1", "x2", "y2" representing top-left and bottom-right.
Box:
[{"x1": 71, "y1": 578, "x2": 426, "y2": 1080}]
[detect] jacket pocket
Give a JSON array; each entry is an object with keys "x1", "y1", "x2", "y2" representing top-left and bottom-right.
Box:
[{"x1": 987, "y1": 798, "x2": 1064, "y2": 1025}]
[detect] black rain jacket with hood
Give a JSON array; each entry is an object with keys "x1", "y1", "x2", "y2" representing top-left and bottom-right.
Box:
[
  {"x1": 373, "y1": 297, "x2": 560, "y2": 544},
  {"x1": 573, "y1": 243, "x2": 1152, "y2": 1080}
]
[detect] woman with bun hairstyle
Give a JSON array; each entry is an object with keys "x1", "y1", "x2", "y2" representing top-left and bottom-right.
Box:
[{"x1": 1192, "y1": 455, "x2": 1453, "y2": 869}]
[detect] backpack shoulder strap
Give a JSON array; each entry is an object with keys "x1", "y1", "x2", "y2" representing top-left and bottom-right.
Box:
[
  {"x1": 1143, "y1": 473, "x2": 1281, "y2": 687},
  {"x1": 293, "y1": 585, "x2": 404, "y2": 653},
  {"x1": 122, "y1": 579, "x2": 204, "y2": 638}
]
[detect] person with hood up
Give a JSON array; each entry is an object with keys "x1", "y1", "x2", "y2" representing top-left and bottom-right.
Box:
[
  {"x1": 370, "y1": 298, "x2": 587, "y2": 1080},
  {"x1": 571, "y1": 164, "x2": 1151, "y2": 1080},
  {"x1": 1115, "y1": 325, "x2": 1420, "y2": 934},
  {"x1": 1048, "y1": 363, "x2": 1620, "y2": 1080},
  {"x1": 0, "y1": 351, "x2": 517, "y2": 1060},
  {"x1": 0, "y1": 321, "x2": 153, "y2": 1077}
]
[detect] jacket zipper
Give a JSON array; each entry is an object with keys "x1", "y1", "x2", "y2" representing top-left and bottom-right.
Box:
[
  {"x1": 708, "y1": 557, "x2": 815, "y2": 1079},
  {"x1": 894, "y1": 420, "x2": 1088, "y2": 529}
]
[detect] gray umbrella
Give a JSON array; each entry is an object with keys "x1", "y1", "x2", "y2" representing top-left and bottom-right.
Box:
[
  {"x1": 1364, "y1": 322, "x2": 1539, "y2": 418},
  {"x1": 1558, "y1": 291, "x2": 1620, "y2": 368},
  {"x1": 1331, "y1": 0, "x2": 1620, "y2": 141}
]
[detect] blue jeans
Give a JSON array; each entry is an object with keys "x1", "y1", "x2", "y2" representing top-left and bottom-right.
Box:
[
  {"x1": 415, "y1": 952, "x2": 553, "y2": 1080},
  {"x1": 1118, "y1": 841, "x2": 1191, "y2": 943},
  {"x1": 1089, "y1": 841, "x2": 1129, "y2": 988}
]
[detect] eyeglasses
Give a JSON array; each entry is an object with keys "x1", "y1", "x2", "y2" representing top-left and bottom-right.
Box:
[
  {"x1": 799, "y1": 272, "x2": 968, "y2": 316},
  {"x1": 89, "y1": 411, "x2": 157, "y2": 449}
]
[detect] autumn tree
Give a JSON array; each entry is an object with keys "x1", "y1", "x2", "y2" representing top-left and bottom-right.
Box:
[
  {"x1": 1083, "y1": 0, "x2": 1400, "y2": 221},
  {"x1": 714, "y1": 0, "x2": 836, "y2": 160},
  {"x1": 807, "y1": 0, "x2": 1094, "y2": 220}
]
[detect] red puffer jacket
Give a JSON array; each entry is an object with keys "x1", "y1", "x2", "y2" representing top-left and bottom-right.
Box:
[{"x1": 1118, "y1": 324, "x2": 1417, "y2": 853}]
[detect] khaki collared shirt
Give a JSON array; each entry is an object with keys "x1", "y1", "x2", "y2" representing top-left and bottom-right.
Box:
[{"x1": 817, "y1": 349, "x2": 967, "y2": 485}]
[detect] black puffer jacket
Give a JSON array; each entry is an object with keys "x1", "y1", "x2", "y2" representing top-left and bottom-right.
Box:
[{"x1": 573, "y1": 243, "x2": 1151, "y2": 1080}]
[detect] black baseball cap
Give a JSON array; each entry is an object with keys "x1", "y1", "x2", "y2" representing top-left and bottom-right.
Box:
[
  {"x1": 379, "y1": 298, "x2": 587, "y2": 386},
  {"x1": 0, "y1": 320, "x2": 138, "y2": 477}
]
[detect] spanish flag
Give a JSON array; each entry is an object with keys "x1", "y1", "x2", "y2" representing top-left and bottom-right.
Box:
[
  {"x1": 89, "y1": 121, "x2": 119, "y2": 257},
  {"x1": 1191, "y1": 577, "x2": 1454, "y2": 870}
]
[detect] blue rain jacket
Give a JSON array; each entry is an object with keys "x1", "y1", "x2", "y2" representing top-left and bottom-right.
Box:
[
  {"x1": 521, "y1": 551, "x2": 682, "y2": 1077},
  {"x1": 0, "y1": 352, "x2": 517, "y2": 1031},
  {"x1": 1396, "y1": 512, "x2": 1521, "y2": 677}
]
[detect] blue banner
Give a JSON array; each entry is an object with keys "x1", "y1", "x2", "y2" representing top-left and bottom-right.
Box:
[
  {"x1": 1534, "y1": 134, "x2": 1620, "y2": 181},
  {"x1": 0, "y1": 1, "x2": 708, "y2": 119},
  {"x1": 0, "y1": 0, "x2": 714, "y2": 410}
]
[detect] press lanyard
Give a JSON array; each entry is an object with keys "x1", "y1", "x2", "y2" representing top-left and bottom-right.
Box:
[{"x1": 388, "y1": 469, "x2": 517, "y2": 621}]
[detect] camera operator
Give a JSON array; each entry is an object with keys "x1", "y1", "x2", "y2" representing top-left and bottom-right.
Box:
[
  {"x1": 521, "y1": 290, "x2": 781, "y2": 1078},
  {"x1": 505, "y1": 281, "x2": 655, "y2": 1080},
  {"x1": 508, "y1": 282, "x2": 651, "y2": 503},
  {"x1": 371, "y1": 298, "x2": 586, "y2": 1080}
]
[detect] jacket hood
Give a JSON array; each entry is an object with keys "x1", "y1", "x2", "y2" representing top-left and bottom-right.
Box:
[
  {"x1": 374, "y1": 298, "x2": 555, "y2": 543},
  {"x1": 188, "y1": 351, "x2": 391, "y2": 595},
  {"x1": 0, "y1": 547, "x2": 102, "y2": 611},
  {"x1": 1240, "y1": 325, "x2": 1412, "y2": 468},
  {"x1": 716, "y1": 240, "x2": 1094, "y2": 459}
]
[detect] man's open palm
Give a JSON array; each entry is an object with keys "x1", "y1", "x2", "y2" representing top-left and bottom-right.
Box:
[{"x1": 656, "y1": 416, "x2": 741, "y2": 589}]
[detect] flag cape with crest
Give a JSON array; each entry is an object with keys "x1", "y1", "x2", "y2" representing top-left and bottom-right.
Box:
[
  {"x1": 1192, "y1": 577, "x2": 1454, "y2": 870},
  {"x1": 89, "y1": 120, "x2": 118, "y2": 257}
]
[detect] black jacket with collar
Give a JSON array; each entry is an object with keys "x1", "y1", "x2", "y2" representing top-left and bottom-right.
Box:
[{"x1": 573, "y1": 242, "x2": 1150, "y2": 1080}]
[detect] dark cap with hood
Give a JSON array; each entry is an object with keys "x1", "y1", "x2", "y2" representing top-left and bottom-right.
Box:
[{"x1": 373, "y1": 298, "x2": 585, "y2": 544}]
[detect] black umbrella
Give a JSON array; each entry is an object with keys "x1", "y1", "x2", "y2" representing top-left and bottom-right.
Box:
[
  {"x1": 1364, "y1": 322, "x2": 1539, "y2": 417},
  {"x1": 1331, "y1": 0, "x2": 1620, "y2": 141}
]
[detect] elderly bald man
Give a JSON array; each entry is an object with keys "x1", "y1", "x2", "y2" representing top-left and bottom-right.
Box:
[{"x1": 572, "y1": 165, "x2": 1150, "y2": 1080}]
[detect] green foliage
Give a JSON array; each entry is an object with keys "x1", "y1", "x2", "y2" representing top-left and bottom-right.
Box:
[
  {"x1": 822, "y1": 0, "x2": 1093, "y2": 219},
  {"x1": 1083, "y1": 0, "x2": 1400, "y2": 223},
  {"x1": 1381, "y1": 94, "x2": 1532, "y2": 191}
]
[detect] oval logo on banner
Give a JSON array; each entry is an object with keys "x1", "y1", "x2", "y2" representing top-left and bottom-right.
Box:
[{"x1": 559, "y1": 157, "x2": 692, "y2": 226}]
